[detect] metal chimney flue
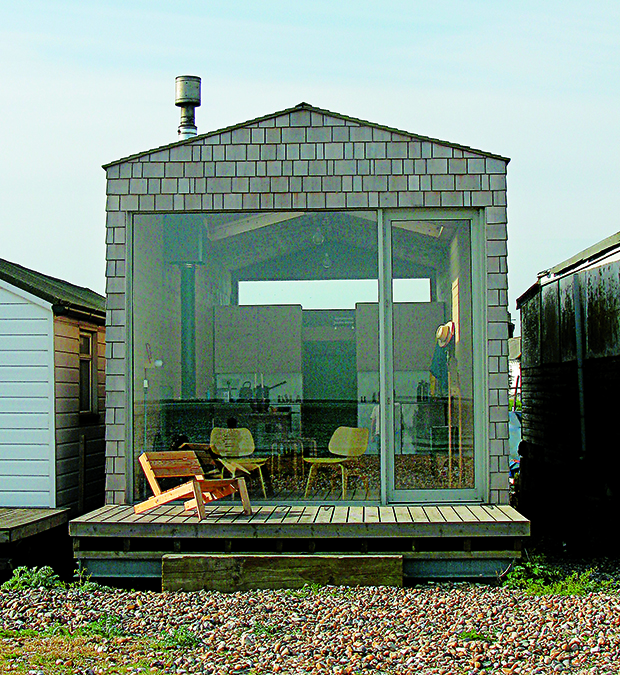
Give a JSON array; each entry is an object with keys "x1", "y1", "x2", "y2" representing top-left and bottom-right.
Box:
[{"x1": 175, "y1": 75, "x2": 201, "y2": 139}]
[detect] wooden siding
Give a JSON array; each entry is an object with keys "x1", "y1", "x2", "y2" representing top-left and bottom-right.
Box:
[
  {"x1": 54, "y1": 317, "x2": 106, "y2": 513},
  {"x1": 0, "y1": 282, "x2": 55, "y2": 507},
  {"x1": 520, "y1": 259, "x2": 620, "y2": 550}
]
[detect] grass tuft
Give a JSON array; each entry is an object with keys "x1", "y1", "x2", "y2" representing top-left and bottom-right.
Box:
[{"x1": 503, "y1": 555, "x2": 618, "y2": 595}]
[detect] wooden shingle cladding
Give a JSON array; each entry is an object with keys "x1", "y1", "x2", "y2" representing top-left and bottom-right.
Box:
[
  {"x1": 0, "y1": 258, "x2": 106, "y2": 513},
  {"x1": 54, "y1": 317, "x2": 106, "y2": 512},
  {"x1": 103, "y1": 103, "x2": 511, "y2": 507}
]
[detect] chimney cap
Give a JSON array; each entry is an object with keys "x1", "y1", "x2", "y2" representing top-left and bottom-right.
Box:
[{"x1": 175, "y1": 75, "x2": 201, "y2": 107}]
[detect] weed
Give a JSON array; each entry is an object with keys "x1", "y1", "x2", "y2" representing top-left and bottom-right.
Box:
[
  {"x1": 1, "y1": 565, "x2": 115, "y2": 594},
  {"x1": 285, "y1": 582, "x2": 352, "y2": 599},
  {"x1": 78, "y1": 613, "x2": 125, "y2": 639},
  {"x1": 0, "y1": 628, "x2": 39, "y2": 639},
  {"x1": 0, "y1": 633, "x2": 165, "y2": 674},
  {"x1": 503, "y1": 556, "x2": 618, "y2": 595},
  {"x1": 285, "y1": 582, "x2": 323, "y2": 598},
  {"x1": 252, "y1": 622, "x2": 278, "y2": 637},
  {"x1": 458, "y1": 629, "x2": 495, "y2": 642},
  {"x1": 1, "y1": 566, "x2": 65, "y2": 591},
  {"x1": 154, "y1": 626, "x2": 200, "y2": 649},
  {"x1": 72, "y1": 566, "x2": 114, "y2": 593}
]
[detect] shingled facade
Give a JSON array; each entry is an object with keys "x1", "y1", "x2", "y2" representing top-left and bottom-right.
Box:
[{"x1": 103, "y1": 103, "x2": 510, "y2": 507}]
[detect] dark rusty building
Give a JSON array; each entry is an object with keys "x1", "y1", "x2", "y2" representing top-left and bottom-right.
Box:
[{"x1": 517, "y1": 231, "x2": 620, "y2": 552}]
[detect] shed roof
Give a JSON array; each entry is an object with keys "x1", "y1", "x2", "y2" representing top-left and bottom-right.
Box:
[
  {"x1": 103, "y1": 102, "x2": 510, "y2": 168},
  {"x1": 0, "y1": 258, "x2": 105, "y2": 319},
  {"x1": 516, "y1": 229, "x2": 620, "y2": 308},
  {"x1": 547, "y1": 230, "x2": 620, "y2": 278}
]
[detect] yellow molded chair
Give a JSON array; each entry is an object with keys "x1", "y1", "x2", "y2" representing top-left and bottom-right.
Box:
[
  {"x1": 303, "y1": 426, "x2": 370, "y2": 499},
  {"x1": 210, "y1": 427, "x2": 268, "y2": 498}
]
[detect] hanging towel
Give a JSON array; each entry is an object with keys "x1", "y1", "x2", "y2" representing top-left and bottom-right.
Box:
[{"x1": 430, "y1": 343, "x2": 448, "y2": 396}]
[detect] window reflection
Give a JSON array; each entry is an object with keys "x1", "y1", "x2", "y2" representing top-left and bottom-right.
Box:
[
  {"x1": 131, "y1": 211, "x2": 475, "y2": 502},
  {"x1": 391, "y1": 219, "x2": 474, "y2": 491},
  {"x1": 133, "y1": 211, "x2": 380, "y2": 502}
]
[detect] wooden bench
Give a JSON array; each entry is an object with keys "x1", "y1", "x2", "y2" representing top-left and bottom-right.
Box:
[{"x1": 134, "y1": 450, "x2": 252, "y2": 520}]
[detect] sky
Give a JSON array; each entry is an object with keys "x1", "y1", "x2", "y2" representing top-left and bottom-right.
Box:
[{"x1": 2, "y1": 0, "x2": 619, "y2": 327}]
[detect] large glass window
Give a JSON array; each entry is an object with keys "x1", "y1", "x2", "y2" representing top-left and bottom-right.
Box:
[
  {"x1": 132, "y1": 211, "x2": 380, "y2": 502},
  {"x1": 131, "y1": 210, "x2": 477, "y2": 503}
]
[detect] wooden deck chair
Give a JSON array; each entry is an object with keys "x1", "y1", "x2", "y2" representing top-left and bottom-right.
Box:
[
  {"x1": 134, "y1": 450, "x2": 252, "y2": 519},
  {"x1": 303, "y1": 426, "x2": 370, "y2": 499}
]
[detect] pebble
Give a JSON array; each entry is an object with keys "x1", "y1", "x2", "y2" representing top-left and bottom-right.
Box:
[{"x1": 1, "y1": 576, "x2": 619, "y2": 674}]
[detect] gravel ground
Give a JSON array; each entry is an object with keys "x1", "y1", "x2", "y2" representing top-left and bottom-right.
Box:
[{"x1": 1, "y1": 577, "x2": 620, "y2": 675}]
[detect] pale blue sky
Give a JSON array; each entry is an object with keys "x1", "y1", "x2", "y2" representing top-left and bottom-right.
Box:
[{"x1": 2, "y1": 0, "x2": 619, "y2": 324}]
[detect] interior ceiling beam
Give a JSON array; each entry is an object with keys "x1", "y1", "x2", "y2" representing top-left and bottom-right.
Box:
[
  {"x1": 206, "y1": 212, "x2": 448, "y2": 276},
  {"x1": 206, "y1": 212, "x2": 303, "y2": 241}
]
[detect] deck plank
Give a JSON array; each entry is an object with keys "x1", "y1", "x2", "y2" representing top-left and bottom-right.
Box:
[
  {"x1": 348, "y1": 506, "x2": 364, "y2": 523},
  {"x1": 408, "y1": 506, "x2": 430, "y2": 523},
  {"x1": 467, "y1": 505, "x2": 498, "y2": 522},
  {"x1": 331, "y1": 506, "x2": 349, "y2": 524},
  {"x1": 297, "y1": 506, "x2": 320, "y2": 524},
  {"x1": 0, "y1": 508, "x2": 69, "y2": 544},
  {"x1": 163, "y1": 506, "x2": 202, "y2": 525},
  {"x1": 314, "y1": 506, "x2": 334, "y2": 524},
  {"x1": 69, "y1": 502, "x2": 530, "y2": 542},
  {"x1": 438, "y1": 506, "x2": 462, "y2": 523},
  {"x1": 424, "y1": 506, "x2": 446, "y2": 523},
  {"x1": 393, "y1": 506, "x2": 413, "y2": 523},
  {"x1": 70, "y1": 505, "x2": 117, "y2": 524},
  {"x1": 109, "y1": 505, "x2": 151, "y2": 523},
  {"x1": 284, "y1": 507, "x2": 306, "y2": 524},
  {"x1": 496, "y1": 505, "x2": 529, "y2": 522},
  {"x1": 245, "y1": 506, "x2": 278, "y2": 524},
  {"x1": 480, "y1": 505, "x2": 513, "y2": 522},
  {"x1": 211, "y1": 504, "x2": 247, "y2": 523},
  {"x1": 265, "y1": 506, "x2": 292, "y2": 524},
  {"x1": 379, "y1": 507, "x2": 396, "y2": 523},
  {"x1": 364, "y1": 506, "x2": 380, "y2": 523},
  {"x1": 452, "y1": 505, "x2": 480, "y2": 522}
]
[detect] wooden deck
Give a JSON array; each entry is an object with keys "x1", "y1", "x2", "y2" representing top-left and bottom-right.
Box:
[
  {"x1": 71, "y1": 503, "x2": 529, "y2": 539},
  {"x1": 70, "y1": 503, "x2": 529, "y2": 580},
  {"x1": 0, "y1": 508, "x2": 69, "y2": 545}
]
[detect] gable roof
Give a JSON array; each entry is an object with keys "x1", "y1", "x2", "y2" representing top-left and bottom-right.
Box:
[
  {"x1": 0, "y1": 258, "x2": 105, "y2": 320},
  {"x1": 103, "y1": 102, "x2": 510, "y2": 168}
]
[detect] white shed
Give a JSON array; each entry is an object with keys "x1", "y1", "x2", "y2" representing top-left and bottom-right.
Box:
[{"x1": 0, "y1": 259, "x2": 106, "y2": 511}]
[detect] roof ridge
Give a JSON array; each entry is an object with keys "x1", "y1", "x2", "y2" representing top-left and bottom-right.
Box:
[{"x1": 103, "y1": 102, "x2": 510, "y2": 168}]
